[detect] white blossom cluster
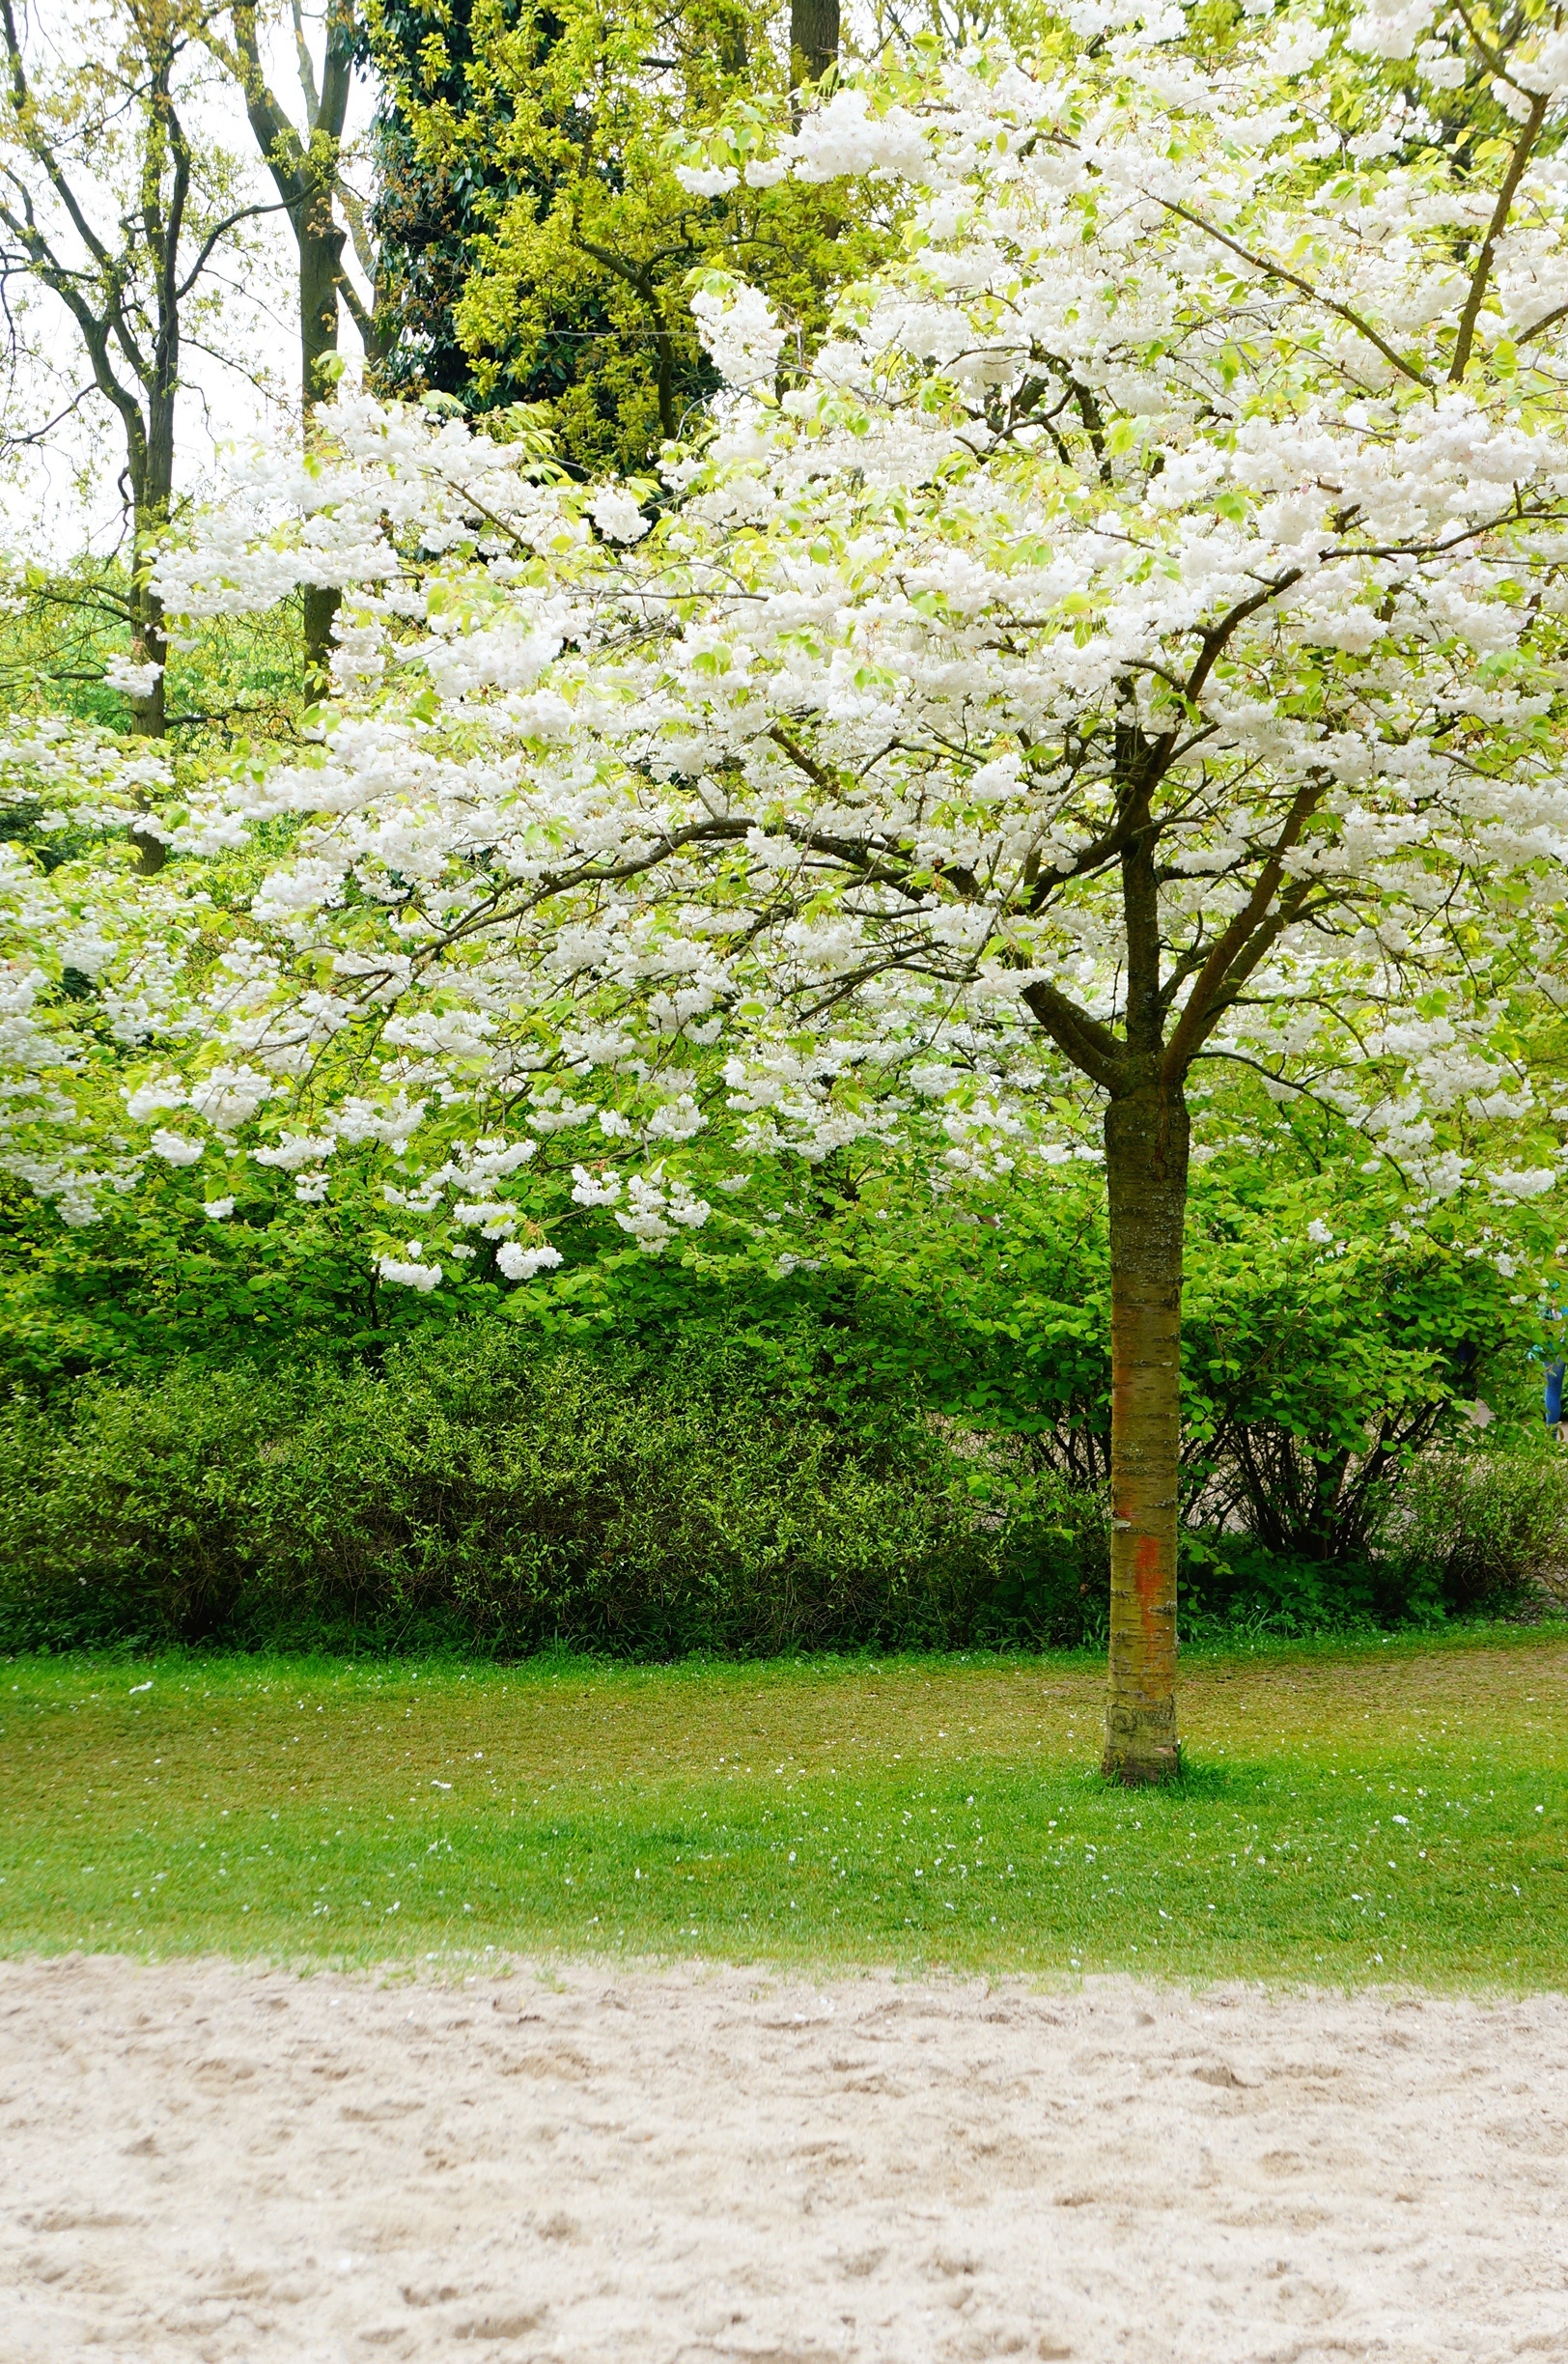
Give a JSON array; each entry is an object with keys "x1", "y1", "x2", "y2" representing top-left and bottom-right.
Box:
[
  {"x1": 689, "y1": 277, "x2": 789, "y2": 389},
  {"x1": 6, "y1": 10, "x2": 1568, "y2": 1274}
]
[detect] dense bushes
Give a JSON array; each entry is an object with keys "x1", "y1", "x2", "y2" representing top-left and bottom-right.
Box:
[
  {"x1": 0, "y1": 1327, "x2": 1106, "y2": 1656},
  {"x1": 2, "y1": 1115, "x2": 1563, "y2": 1661},
  {"x1": 1380, "y1": 1450, "x2": 1568, "y2": 1618},
  {"x1": 2, "y1": 1315, "x2": 1559, "y2": 1660}
]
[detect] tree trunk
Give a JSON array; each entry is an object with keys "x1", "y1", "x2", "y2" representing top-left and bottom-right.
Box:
[
  {"x1": 226, "y1": 1, "x2": 353, "y2": 699},
  {"x1": 1102, "y1": 1081, "x2": 1189, "y2": 1783},
  {"x1": 126, "y1": 388, "x2": 175, "y2": 872},
  {"x1": 300, "y1": 183, "x2": 346, "y2": 698},
  {"x1": 791, "y1": 0, "x2": 838, "y2": 92},
  {"x1": 126, "y1": 581, "x2": 169, "y2": 870}
]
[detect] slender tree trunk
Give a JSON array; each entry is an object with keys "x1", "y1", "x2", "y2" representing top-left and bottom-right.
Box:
[
  {"x1": 227, "y1": 1, "x2": 352, "y2": 698},
  {"x1": 1102, "y1": 1079, "x2": 1189, "y2": 1783},
  {"x1": 126, "y1": 556, "x2": 168, "y2": 742},
  {"x1": 126, "y1": 383, "x2": 176, "y2": 872},
  {"x1": 300, "y1": 188, "x2": 346, "y2": 697}
]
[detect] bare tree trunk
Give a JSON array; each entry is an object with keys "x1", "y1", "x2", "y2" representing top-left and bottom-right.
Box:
[
  {"x1": 791, "y1": 0, "x2": 838, "y2": 95},
  {"x1": 1102, "y1": 1081, "x2": 1188, "y2": 1783},
  {"x1": 122, "y1": 57, "x2": 187, "y2": 872},
  {"x1": 1100, "y1": 719, "x2": 1185, "y2": 1781},
  {"x1": 299, "y1": 167, "x2": 346, "y2": 697},
  {"x1": 126, "y1": 532, "x2": 169, "y2": 880},
  {"x1": 122, "y1": 361, "x2": 176, "y2": 870}
]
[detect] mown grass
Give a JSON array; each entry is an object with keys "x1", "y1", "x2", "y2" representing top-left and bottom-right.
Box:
[{"x1": 3, "y1": 1626, "x2": 1565, "y2": 1987}]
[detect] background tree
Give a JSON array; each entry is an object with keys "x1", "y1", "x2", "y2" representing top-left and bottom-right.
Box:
[
  {"x1": 355, "y1": 0, "x2": 520, "y2": 412},
  {"x1": 362, "y1": 0, "x2": 862, "y2": 472},
  {"x1": 791, "y1": 0, "x2": 839, "y2": 105},
  {"x1": 203, "y1": 0, "x2": 382, "y2": 688}
]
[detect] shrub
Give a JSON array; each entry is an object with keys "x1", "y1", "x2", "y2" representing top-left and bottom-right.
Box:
[
  {"x1": 0, "y1": 1369, "x2": 284, "y2": 1646},
  {"x1": 0, "y1": 1327, "x2": 1104, "y2": 1655},
  {"x1": 1376, "y1": 1449, "x2": 1568, "y2": 1617},
  {"x1": 1176, "y1": 1532, "x2": 1442, "y2": 1642},
  {"x1": 1173, "y1": 1445, "x2": 1568, "y2": 1639}
]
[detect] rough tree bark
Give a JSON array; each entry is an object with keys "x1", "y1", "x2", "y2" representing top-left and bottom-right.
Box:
[
  {"x1": 1015, "y1": 719, "x2": 1211, "y2": 1780},
  {"x1": 1096, "y1": 720, "x2": 1185, "y2": 1779},
  {"x1": 790, "y1": 0, "x2": 838, "y2": 96}
]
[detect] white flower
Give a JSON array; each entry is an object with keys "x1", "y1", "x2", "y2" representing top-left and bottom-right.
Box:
[
  {"x1": 1490, "y1": 1168, "x2": 1556, "y2": 1201},
  {"x1": 150, "y1": 1128, "x2": 205, "y2": 1167},
  {"x1": 590, "y1": 487, "x2": 650, "y2": 543},
  {"x1": 1306, "y1": 1218, "x2": 1335, "y2": 1245},
  {"x1": 203, "y1": 1196, "x2": 236, "y2": 1221},
  {"x1": 126, "y1": 1077, "x2": 187, "y2": 1122},
  {"x1": 378, "y1": 1253, "x2": 443, "y2": 1292},
  {"x1": 102, "y1": 654, "x2": 164, "y2": 699},
  {"x1": 252, "y1": 1133, "x2": 336, "y2": 1172},
  {"x1": 689, "y1": 279, "x2": 786, "y2": 388},
  {"x1": 1345, "y1": 0, "x2": 1436, "y2": 59},
  {"x1": 496, "y1": 1240, "x2": 564, "y2": 1280},
  {"x1": 571, "y1": 1164, "x2": 623, "y2": 1207},
  {"x1": 674, "y1": 163, "x2": 739, "y2": 196}
]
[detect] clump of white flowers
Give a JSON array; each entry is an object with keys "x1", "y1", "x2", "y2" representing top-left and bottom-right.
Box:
[
  {"x1": 688, "y1": 274, "x2": 787, "y2": 388},
  {"x1": 495, "y1": 1240, "x2": 564, "y2": 1280},
  {"x1": 378, "y1": 1248, "x2": 443, "y2": 1293},
  {"x1": 101, "y1": 654, "x2": 163, "y2": 700},
  {"x1": 588, "y1": 487, "x2": 650, "y2": 544}
]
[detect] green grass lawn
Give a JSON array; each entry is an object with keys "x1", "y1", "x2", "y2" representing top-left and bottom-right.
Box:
[{"x1": 3, "y1": 1627, "x2": 1565, "y2": 1987}]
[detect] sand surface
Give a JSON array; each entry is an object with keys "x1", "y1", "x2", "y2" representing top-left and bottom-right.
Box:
[{"x1": 2, "y1": 1956, "x2": 1565, "y2": 2363}]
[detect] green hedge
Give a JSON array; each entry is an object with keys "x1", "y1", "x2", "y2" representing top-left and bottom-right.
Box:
[
  {"x1": 0, "y1": 1327, "x2": 1106, "y2": 1655},
  {"x1": 4, "y1": 1322, "x2": 1557, "y2": 1658}
]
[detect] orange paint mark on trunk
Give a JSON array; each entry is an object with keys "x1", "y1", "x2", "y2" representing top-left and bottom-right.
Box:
[{"x1": 1134, "y1": 1532, "x2": 1165, "y2": 1662}]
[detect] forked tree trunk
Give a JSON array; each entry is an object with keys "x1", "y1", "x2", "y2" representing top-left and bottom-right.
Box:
[{"x1": 1102, "y1": 1081, "x2": 1190, "y2": 1783}]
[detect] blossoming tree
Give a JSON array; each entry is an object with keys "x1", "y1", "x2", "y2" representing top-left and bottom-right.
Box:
[{"x1": 9, "y1": 1, "x2": 1568, "y2": 1778}]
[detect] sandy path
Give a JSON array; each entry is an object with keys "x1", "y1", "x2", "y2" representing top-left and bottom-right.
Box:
[{"x1": 1, "y1": 1956, "x2": 1565, "y2": 2363}]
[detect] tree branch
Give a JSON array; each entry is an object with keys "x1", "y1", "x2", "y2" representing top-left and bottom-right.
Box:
[
  {"x1": 1158, "y1": 196, "x2": 1434, "y2": 389},
  {"x1": 1022, "y1": 977, "x2": 1123, "y2": 1091},
  {"x1": 1449, "y1": 91, "x2": 1547, "y2": 381},
  {"x1": 1161, "y1": 784, "x2": 1327, "y2": 1082}
]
